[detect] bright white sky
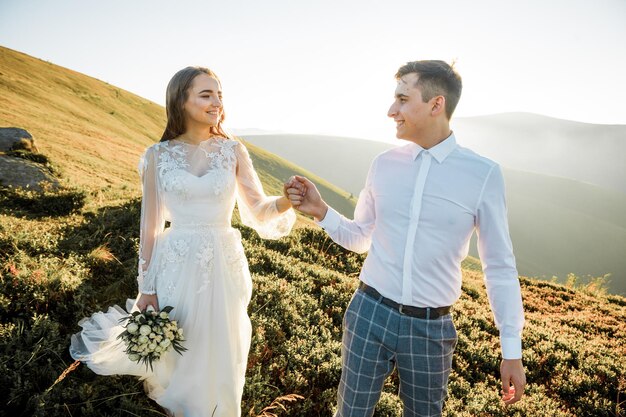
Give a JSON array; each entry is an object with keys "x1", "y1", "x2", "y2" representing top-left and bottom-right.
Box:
[{"x1": 1, "y1": 0, "x2": 625, "y2": 142}]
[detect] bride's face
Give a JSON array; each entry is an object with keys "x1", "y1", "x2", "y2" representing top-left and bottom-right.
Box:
[{"x1": 183, "y1": 74, "x2": 223, "y2": 128}]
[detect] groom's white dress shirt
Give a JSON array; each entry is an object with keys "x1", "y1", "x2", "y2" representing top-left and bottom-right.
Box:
[{"x1": 317, "y1": 133, "x2": 525, "y2": 359}]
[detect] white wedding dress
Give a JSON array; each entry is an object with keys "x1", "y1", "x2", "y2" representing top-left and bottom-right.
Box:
[{"x1": 70, "y1": 137, "x2": 295, "y2": 417}]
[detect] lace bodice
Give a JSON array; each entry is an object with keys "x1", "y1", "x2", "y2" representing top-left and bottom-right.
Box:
[{"x1": 136, "y1": 137, "x2": 295, "y2": 294}]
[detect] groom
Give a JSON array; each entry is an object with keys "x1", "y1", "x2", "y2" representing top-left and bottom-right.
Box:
[{"x1": 285, "y1": 60, "x2": 526, "y2": 416}]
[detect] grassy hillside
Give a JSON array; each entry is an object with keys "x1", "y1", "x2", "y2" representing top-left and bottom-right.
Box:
[
  {"x1": 0, "y1": 46, "x2": 624, "y2": 416},
  {"x1": 244, "y1": 134, "x2": 626, "y2": 295},
  {"x1": 0, "y1": 46, "x2": 163, "y2": 197}
]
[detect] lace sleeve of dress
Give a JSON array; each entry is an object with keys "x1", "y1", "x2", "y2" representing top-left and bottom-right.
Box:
[
  {"x1": 137, "y1": 145, "x2": 166, "y2": 294},
  {"x1": 234, "y1": 141, "x2": 295, "y2": 239}
]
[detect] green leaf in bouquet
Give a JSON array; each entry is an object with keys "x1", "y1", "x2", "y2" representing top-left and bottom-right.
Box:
[
  {"x1": 173, "y1": 345, "x2": 187, "y2": 354},
  {"x1": 162, "y1": 306, "x2": 174, "y2": 314}
]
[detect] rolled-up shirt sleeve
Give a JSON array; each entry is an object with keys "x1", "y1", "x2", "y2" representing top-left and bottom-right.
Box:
[{"x1": 476, "y1": 164, "x2": 525, "y2": 359}]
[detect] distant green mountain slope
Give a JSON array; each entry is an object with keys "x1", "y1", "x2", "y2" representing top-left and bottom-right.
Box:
[
  {"x1": 244, "y1": 134, "x2": 626, "y2": 295},
  {"x1": 243, "y1": 133, "x2": 391, "y2": 194},
  {"x1": 241, "y1": 140, "x2": 356, "y2": 216},
  {"x1": 502, "y1": 170, "x2": 626, "y2": 290},
  {"x1": 454, "y1": 112, "x2": 626, "y2": 194},
  {"x1": 0, "y1": 46, "x2": 355, "y2": 217}
]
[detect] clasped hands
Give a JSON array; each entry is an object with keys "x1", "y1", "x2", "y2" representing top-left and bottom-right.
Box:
[{"x1": 283, "y1": 175, "x2": 328, "y2": 221}]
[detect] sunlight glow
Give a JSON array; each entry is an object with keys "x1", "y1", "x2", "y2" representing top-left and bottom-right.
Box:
[{"x1": 1, "y1": 0, "x2": 624, "y2": 142}]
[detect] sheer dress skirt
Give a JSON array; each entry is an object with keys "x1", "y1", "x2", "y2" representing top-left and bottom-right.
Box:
[{"x1": 70, "y1": 224, "x2": 253, "y2": 417}]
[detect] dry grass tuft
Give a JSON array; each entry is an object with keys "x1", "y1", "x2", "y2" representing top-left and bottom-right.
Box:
[
  {"x1": 254, "y1": 394, "x2": 305, "y2": 417},
  {"x1": 43, "y1": 360, "x2": 81, "y2": 396},
  {"x1": 88, "y1": 243, "x2": 120, "y2": 264}
]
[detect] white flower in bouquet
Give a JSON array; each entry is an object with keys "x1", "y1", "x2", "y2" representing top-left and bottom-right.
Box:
[
  {"x1": 127, "y1": 323, "x2": 139, "y2": 334},
  {"x1": 117, "y1": 305, "x2": 187, "y2": 371}
]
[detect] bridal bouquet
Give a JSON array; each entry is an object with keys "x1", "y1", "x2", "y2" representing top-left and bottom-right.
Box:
[{"x1": 117, "y1": 306, "x2": 187, "y2": 371}]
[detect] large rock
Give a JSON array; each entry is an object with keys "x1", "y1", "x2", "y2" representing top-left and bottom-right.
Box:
[
  {"x1": 0, "y1": 155, "x2": 59, "y2": 191},
  {"x1": 0, "y1": 127, "x2": 54, "y2": 191},
  {"x1": 0, "y1": 127, "x2": 38, "y2": 152}
]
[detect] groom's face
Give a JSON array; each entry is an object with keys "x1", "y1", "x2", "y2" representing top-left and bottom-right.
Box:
[{"x1": 388, "y1": 73, "x2": 433, "y2": 141}]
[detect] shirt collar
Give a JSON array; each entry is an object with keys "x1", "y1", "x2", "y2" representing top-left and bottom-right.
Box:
[{"x1": 409, "y1": 132, "x2": 458, "y2": 163}]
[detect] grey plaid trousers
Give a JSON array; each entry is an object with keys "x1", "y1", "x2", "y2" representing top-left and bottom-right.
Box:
[{"x1": 334, "y1": 288, "x2": 457, "y2": 417}]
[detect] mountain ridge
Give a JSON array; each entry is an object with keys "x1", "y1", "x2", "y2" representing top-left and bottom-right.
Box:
[{"x1": 458, "y1": 111, "x2": 626, "y2": 128}]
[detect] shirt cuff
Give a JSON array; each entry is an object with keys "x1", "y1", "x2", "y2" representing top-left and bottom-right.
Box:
[
  {"x1": 501, "y1": 337, "x2": 522, "y2": 360},
  {"x1": 315, "y1": 206, "x2": 341, "y2": 233}
]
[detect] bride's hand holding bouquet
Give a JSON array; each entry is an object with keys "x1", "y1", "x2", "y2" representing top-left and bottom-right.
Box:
[{"x1": 118, "y1": 305, "x2": 187, "y2": 371}]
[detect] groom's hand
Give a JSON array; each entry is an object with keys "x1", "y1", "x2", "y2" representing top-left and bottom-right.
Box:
[
  {"x1": 286, "y1": 176, "x2": 328, "y2": 221},
  {"x1": 500, "y1": 359, "x2": 526, "y2": 405}
]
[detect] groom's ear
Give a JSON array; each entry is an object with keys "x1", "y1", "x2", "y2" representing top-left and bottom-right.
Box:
[{"x1": 431, "y1": 96, "x2": 446, "y2": 117}]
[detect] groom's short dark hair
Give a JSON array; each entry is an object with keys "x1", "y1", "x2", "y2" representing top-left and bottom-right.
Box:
[{"x1": 395, "y1": 60, "x2": 462, "y2": 119}]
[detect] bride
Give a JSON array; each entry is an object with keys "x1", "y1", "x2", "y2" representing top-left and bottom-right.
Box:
[{"x1": 70, "y1": 66, "x2": 297, "y2": 416}]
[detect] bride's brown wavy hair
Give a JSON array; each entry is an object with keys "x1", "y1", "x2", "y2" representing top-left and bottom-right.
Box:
[{"x1": 160, "y1": 66, "x2": 231, "y2": 141}]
